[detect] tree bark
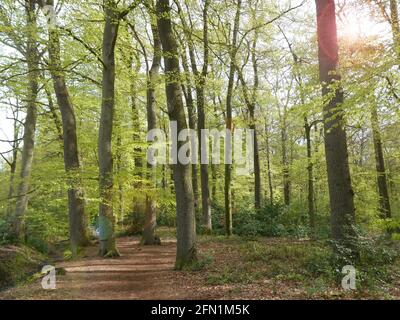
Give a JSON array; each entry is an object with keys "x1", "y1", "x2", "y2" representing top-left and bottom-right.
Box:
[
  {"x1": 175, "y1": 0, "x2": 212, "y2": 230},
  {"x1": 98, "y1": 0, "x2": 120, "y2": 257},
  {"x1": 198, "y1": 0, "x2": 212, "y2": 230},
  {"x1": 40, "y1": 0, "x2": 89, "y2": 254},
  {"x1": 279, "y1": 102, "x2": 290, "y2": 206},
  {"x1": 225, "y1": 0, "x2": 242, "y2": 236},
  {"x1": 7, "y1": 108, "x2": 20, "y2": 217},
  {"x1": 305, "y1": 119, "x2": 316, "y2": 237},
  {"x1": 315, "y1": 0, "x2": 356, "y2": 243},
  {"x1": 180, "y1": 43, "x2": 199, "y2": 212},
  {"x1": 143, "y1": 7, "x2": 160, "y2": 245},
  {"x1": 13, "y1": 0, "x2": 40, "y2": 242},
  {"x1": 265, "y1": 119, "x2": 274, "y2": 206},
  {"x1": 250, "y1": 3, "x2": 261, "y2": 209},
  {"x1": 156, "y1": 0, "x2": 197, "y2": 269},
  {"x1": 370, "y1": 103, "x2": 391, "y2": 218},
  {"x1": 390, "y1": 0, "x2": 400, "y2": 62}
]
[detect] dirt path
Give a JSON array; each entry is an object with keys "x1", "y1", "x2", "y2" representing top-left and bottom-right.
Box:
[{"x1": 0, "y1": 237, "x2": 195, "y2": 300}]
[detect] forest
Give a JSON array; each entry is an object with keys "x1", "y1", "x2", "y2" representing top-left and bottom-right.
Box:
[{"x1": 0, "y1": 0, "x2": 400, "y2": 300}]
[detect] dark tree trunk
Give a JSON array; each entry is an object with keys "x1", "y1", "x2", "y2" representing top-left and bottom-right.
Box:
[
  {"x1": 143, "y1": 8, "x2": 161, "y2": 245},
  {"x1": 225, "y1": 0, "x2": 242, "y2": 236},
  {"x1": 131, "y1": 59, "x2": 143, "y2": 181},
  {"x1": 13, "y1": 0, "x2": 40, "y2": 242},
  {"x1": 156, "y1": 0, "x2": 197, "y2": 269},
  {"x1": 250, "y1": 26, "x2": 261, "y2": 209},
  {"x1": 176, "y1": 0, "x2": 212, "y2": 230},
  {"x1": 40, "y1": 0, "x2": 89, "y2": 254},
  {"x1": 280, "y1": 105, "x2": 290, "y2": 206},
  {"x1": 305, "y1": 119, "x2": 316, "y2": 237},
  {"x1": 198, "y1": 0, "x2": 212, "y2": 230},
  {"x1": 7, "y1": 110, "x2": 20, "y2": 216},
  {"x1": 44, "y1": 83, "x2": 63, "y2": 142},
  {"x1": 180, "y1": 45, "x2": 199, "y2": 212},
  {"x1": 390, "y1": 0, "x2": 400, "y2": 62},
  {"x1": 370, "y1": 104, "x2": 391, "y2": 218},
  {"x1": 315, "y1": 0, "x2": 356, "y2": 243},
  {"x1": 265, "y1": 119, "x2": 274, "y2": 206},
  {"x1": 98, "y1": 0, "x2": 120, "y2": 257}
]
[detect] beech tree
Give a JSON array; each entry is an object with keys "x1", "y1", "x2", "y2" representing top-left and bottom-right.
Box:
[
  {"x1": 38, "y1": 0, "x2": 89, "y2": 254},
  {"x1": 315, "y1": 0, "x2": 356, "y2": 244},
  {"x1": 156, "y1": 0, "x2": 197, "y2": 269}
]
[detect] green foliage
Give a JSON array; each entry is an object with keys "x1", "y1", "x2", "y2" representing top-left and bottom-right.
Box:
[
  {"x1": 182, "y1": 252, "x2": 214, "y2": 271},
  {"x1": 157, "y1": 194, "x2": 176, "y2": 227},
  {"x1": 330, "y1": 231, "x2": 400, "y2": 289},
  {"x1": 210, "y1": 199, "x2": 328, "y2": 239},
  {"x1": 0, "y1": 216, "x2": 12, "y2": 245},
  {"x1": 24, "y1": 206, "x2": 69, "y2": 253}
]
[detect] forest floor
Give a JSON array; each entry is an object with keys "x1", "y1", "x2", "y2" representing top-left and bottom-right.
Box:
[{"x1": 1, "y1": 229, "x2": 400, "y2": 300}]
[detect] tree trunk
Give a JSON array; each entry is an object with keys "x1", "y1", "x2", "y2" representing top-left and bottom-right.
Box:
[
  {"x1": 98, "y1": 0, "x2": 120, "y2": 257},
  {"x1": 390, "y1": 0, "x2": 400, "y2": 62},
  {"x1": 13, "y1": 0, "x2": 40, "y2": 242},
  {"x1": 370, "y1": 103, "x2": 391, "y2": 218},
  {"x1": 305, "y1": 119, "x2": 316, "y2": 238},
  {"x1": 143, "y1": 8, "x2": 160, "y2": 245},
  {"x1": 265, "y1": 119, "x2": 274, "y2": 206},
  {"x1": 198, "y1": 0, "x2": 212, "y2": 230},
  {"x1": 176, "y1": 0, "x2": 212, "y2": 230},
  {"x1": 180, "y1": 44, "x2": 199, "y2": 212},
  {"x1": 279, "y1": 104, "x2": 290, "y2": 206},
  {"x1": 131, "y1": 59, "x2": 143, "y2": 182},
  {"x1": 250, "y1": 26, "x2": 261, "y2": 210},
  {"x1": 40, "y1": 0, "x2": 89, "y2": 254},
  {"x1": 225, "y1": 0, "x2": 242, "y2": 236},
  {"x1": 7, "y1": 110, "x2": 20, "y2": 216},
  {"x1": 315, "y1": 0, "x2": 356, "y2": 244},
  {"x1": 156, "y1": 0, "x2": 197, "y2": 269}
]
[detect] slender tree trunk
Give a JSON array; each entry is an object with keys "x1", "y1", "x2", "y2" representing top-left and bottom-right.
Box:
[
  {"x1": 305, "y1": 118, "x2": 316, "y2": 237},
  {"x1": 180, "y1": 45, "x2": 199, "y2": 212},
  {"x1": 13, "y1": 0, "x2": 40, "y2": 242},
  {"x1": 44, "y1": 83, "x2": 63, "y2": 142},
  {"x1": 198, "y1": 0, "x2": 212, "y2": 230},
  {"x1": 370, "y1": 103, "x2": 391, "y2": 218},
  {"x1": 131, "y1": 59, "x2": 143, "y2": 181},
  {"x1": 265, "y1": 119, "x2": 273, "y2": 206},
  {"x1": 115, "y1": 131, "x2": 123, "y2": 224},
  {"x1": 40, "y1": 0, "x2": 89, "y2": 254},
  {"x1": 157, "y1": 0, "x2": 197, "y2": 269},
  {"x1": 225, "y1": 0, "x2": 242, "y2": 236},
  {"x1": 98, "y1": 0, "x2": 120, "y2": 257},
  {"x1": 176, "y1": 0, "x2": 212, "y2": 230},
  {"x1": 390, "y1": 0, "x2": 400, "y2": 62},
  {"x1": 315, "y1": 0, "x2": 356, "y2": 244},
  {"x1": 250, "y1": 26, "x2": 261, "y2": 209},
  {"x1": 143, "y1": 8, "x2": 160, "y2": 245},
  {"x1": 279, "y1": 104, "x2": 290, "y2": 206},
  {"x1": 7, "y1": 112, "x2": 20, "y2": 216},
  {"x1": 282, "y1": 29, "x2": 316, "y2": 236},
  {"x1": 211, "y1": 163, "x2": 217, "y2": 202}
]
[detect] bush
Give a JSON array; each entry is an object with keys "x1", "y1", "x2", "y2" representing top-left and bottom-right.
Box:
[
  {"x1": 231, "y1": 201, "x2": 312, "y2": 238},
  {"x1": 0, "y1": 216, "x2": 11, "y2": 245}
]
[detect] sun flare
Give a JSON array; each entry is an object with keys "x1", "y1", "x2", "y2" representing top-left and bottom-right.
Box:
[{"x1": 337, "y1": 7, "x2": 385, "y2": 41}]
